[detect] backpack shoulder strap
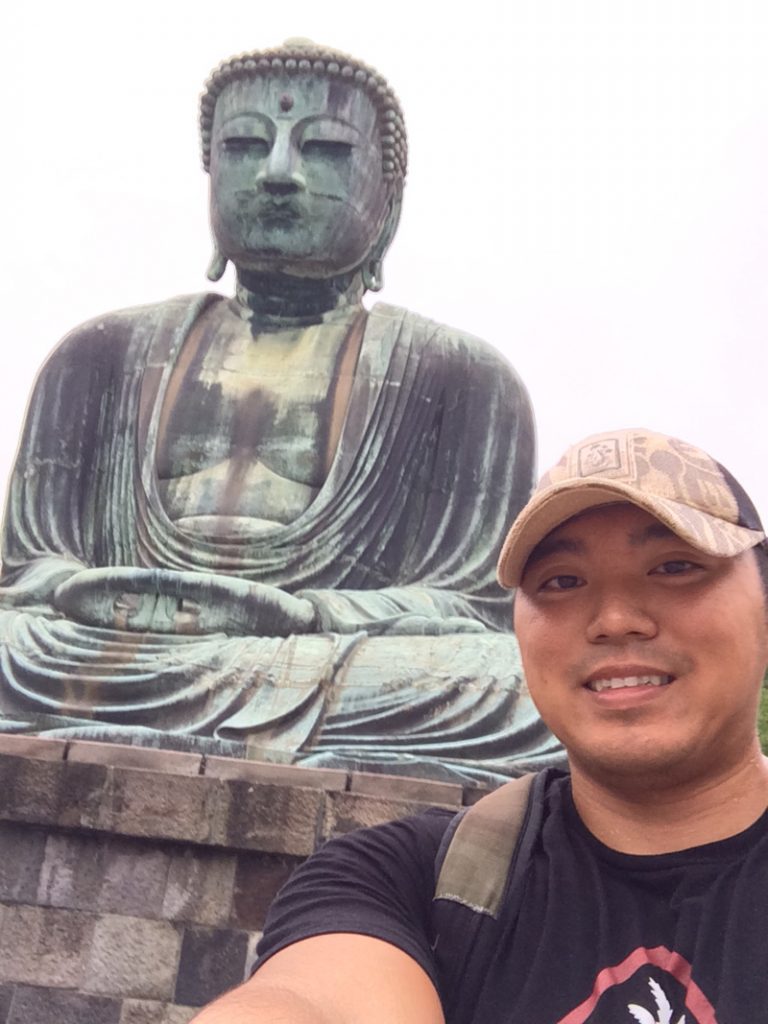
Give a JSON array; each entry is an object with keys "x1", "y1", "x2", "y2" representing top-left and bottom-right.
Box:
[{"x1": 434, "y1": 769, "x2": 550, "y2": 917}]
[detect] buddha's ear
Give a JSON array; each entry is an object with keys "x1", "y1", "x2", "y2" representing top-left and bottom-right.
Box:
[
  {"x1": 206, "y1": 246, "x2": 228, "y2": 282},
  {"x1": 361, "y1": 191, "x2": 403, "y2": 293}
]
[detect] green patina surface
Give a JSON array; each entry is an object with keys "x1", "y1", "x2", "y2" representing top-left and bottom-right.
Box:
[{"x1": 0, "y1": 40, "x2": 563, "y2": 784}]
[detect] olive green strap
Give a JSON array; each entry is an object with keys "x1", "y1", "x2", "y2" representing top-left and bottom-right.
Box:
[{"x1": 434, "y1": 773, "x2": 536, "y2": 917}]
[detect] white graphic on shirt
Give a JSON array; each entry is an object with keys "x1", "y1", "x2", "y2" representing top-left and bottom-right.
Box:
[{"x1": 627, "y1": 978, "x2": 686, "y2": 1024}]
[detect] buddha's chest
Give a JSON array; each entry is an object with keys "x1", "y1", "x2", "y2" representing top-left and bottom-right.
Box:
[{"x1": 156, "y1": 306, "x2": 364, "y2": 490}]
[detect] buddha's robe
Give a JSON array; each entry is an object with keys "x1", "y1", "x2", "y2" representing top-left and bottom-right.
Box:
[{"x1": 0, "y1": 294, "x2": 563, "y2": 782}]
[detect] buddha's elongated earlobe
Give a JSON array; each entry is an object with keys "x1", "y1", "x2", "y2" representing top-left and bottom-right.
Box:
[
  {"x1": 206, "y1": 248, "x2": 228, "y2": 282},
  {"x1": 362, "y1": 259, "x2": 384, "y2": 292},
  {"x1": 360, "y1": 192, "x2": 402, "y2": 294}
]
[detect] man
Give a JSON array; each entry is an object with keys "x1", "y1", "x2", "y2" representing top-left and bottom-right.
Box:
[{"x1": 192, "y1": 427, "x2": 768, "y2": 1023}]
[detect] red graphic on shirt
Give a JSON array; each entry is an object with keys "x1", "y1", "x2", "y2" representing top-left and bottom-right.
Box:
[{"x1": 556, "y1": 946, "x2": 718, "y2": 1023}]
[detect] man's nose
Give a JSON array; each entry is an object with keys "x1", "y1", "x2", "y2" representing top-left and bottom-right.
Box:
[
  {"x1": 256, "y1": 132, "x2": 306, "y2": 194},
  {"x1": 586, "y1": 588, "x2": 658, "y2": 644}
]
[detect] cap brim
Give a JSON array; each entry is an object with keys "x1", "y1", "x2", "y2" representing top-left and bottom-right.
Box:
[{"x1": 497, "y1": 480, "x2": 765, "y2": 588}]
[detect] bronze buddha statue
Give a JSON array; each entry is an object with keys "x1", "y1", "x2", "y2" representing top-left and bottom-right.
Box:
[{"x1": 0, "y1": 41, "x2": 562, "y2": 782}]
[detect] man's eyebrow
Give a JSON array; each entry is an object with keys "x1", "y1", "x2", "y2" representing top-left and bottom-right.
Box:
[
  {"x1": 629, "y1": 522, "x2": 677, "y2": 545},
  {"x1": 522, "y1": 519, "x2": 683, "y2": 577},
  {"x1": 524, "y1": 537, "x2": 586, "y2": 571}
]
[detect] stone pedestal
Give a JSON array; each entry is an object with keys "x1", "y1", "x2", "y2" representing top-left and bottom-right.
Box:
[{"x1": 0, "y1": 734, "x2": 481, "y2": 1022}]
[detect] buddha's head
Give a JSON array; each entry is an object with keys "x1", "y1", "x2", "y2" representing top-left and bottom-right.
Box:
[{"x1": 200, "y1": 41, "x2": 407, "y2": 290}]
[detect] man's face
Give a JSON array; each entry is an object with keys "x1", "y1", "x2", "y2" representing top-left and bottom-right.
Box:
[
  {"x1": 514, "y1": 503, "x2": 768, "y2": 788},
  {"x1": 209, "y1": 74, "x2": 392, "y2": 277}
]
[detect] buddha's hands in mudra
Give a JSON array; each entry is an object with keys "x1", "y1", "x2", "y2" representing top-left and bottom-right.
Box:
[{"x1": 53, "y1": 568, "x2": 318, "y2": 637}]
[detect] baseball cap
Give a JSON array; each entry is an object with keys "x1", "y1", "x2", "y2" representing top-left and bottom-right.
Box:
[{"x1": 498, "y1": 428, "x2": 766, "y2": 589}]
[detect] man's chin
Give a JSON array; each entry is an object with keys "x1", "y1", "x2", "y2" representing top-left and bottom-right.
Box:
[{"x1": 570, "y1": 740, "x2": 714, "y2": 792}]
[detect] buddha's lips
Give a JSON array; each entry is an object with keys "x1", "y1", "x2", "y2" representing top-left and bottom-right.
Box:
[
  {"x1": 235, "y1": 193, "x2": 303, "y2": 220},
  {"x1": 256, "y1": 203, "x2": 302, "y2": 225}
]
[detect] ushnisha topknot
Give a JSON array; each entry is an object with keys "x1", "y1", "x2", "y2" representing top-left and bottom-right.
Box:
[
  {"x1": 199, "y1": 39, "x2": 407, "y2": 188},
  {"x1": 497, "y1": 428, "x2": 766, "y2": 589}
]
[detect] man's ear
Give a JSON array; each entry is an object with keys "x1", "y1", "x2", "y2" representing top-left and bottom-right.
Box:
[{"x1": 753, "y1": 545, "x2": 768, "y2": 628}]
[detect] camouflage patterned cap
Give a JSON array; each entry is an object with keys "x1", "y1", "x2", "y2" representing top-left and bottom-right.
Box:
[{"x1": 497, "y1": 428, "x2": 766, "y2": 588}]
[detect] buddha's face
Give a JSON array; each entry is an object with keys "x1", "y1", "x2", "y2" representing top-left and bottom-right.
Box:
[{"x1": 209, "y1": 74, "x2": 392, "y2": 277}]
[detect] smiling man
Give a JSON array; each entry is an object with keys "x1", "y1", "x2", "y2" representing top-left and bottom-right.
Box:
[{"x1": 192, "y1": 428, "x2": 768, "y2": 1023}]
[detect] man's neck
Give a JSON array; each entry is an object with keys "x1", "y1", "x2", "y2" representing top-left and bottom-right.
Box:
[{"x1": 570, "y1": 746, "x2": 768, "y2": 854}]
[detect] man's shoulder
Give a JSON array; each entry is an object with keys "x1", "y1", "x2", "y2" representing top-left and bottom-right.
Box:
[
  {"x1": 329, "y1": 804, "x2": 458, "y2": 868},
  {"x1": 254, "y1": 805, "x2": 457, "y2": 984},
  {"x1": 268, "y1": 803, "x2": 458, "y2": 912}
]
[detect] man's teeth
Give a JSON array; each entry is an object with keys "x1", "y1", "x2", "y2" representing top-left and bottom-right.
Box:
[{"x1": 588, "y1": 675, "x2": 671, "y2": 693}]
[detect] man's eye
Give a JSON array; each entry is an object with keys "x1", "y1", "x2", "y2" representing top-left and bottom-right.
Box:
[
  {"x1": 223, "y1": 137, "x2": 270, "y2": 156},
  {"x1": 539, "y1": 574, "x2": 583, "y2": 592},
  {"x1": 301, "y1": 140, "x2": 353, "y2": 159},
  {"x1": 650, "y1": 560, "x2": 701, "y2": 576}
]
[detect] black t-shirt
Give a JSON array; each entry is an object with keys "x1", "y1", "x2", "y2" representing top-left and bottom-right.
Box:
[{"x1": 256, "y1": 774, "x2": 768, "y2": 1022}]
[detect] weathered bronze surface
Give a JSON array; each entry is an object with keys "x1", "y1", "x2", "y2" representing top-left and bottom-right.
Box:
[{"x1": 0, "y1": 41, "x2": 563, "y2": 782}]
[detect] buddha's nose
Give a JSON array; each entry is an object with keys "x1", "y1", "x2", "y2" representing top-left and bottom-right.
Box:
[{"x1": 257, "y1": 134, "x2": 306, "y2": 194}]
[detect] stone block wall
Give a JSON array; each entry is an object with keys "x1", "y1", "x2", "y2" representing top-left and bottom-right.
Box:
[{"x1": 0, "y1": 734, "x2": 482, "y2": 1021}]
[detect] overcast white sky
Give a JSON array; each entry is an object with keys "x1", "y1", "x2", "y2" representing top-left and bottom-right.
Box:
[{"x1": 2, "y1": 0, "x2": 767, "y2": 524}]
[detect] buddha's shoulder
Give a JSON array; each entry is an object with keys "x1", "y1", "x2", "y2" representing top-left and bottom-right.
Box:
[
  {"x1": 368, "y1": 301, "x2": 522, "y2": 380},
  {"x1": 48, "y1": 292, "x2": 221, "y2": 360}
]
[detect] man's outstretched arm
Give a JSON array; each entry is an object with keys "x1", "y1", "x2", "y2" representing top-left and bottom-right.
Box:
[{"x1": 190, "y1": 933, "x2": 446, "y2": 1024}]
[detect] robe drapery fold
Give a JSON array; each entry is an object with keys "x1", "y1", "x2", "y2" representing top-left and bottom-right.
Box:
[{"x1": 0, "y1": 296, "x2": 564, "y2": 780}]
